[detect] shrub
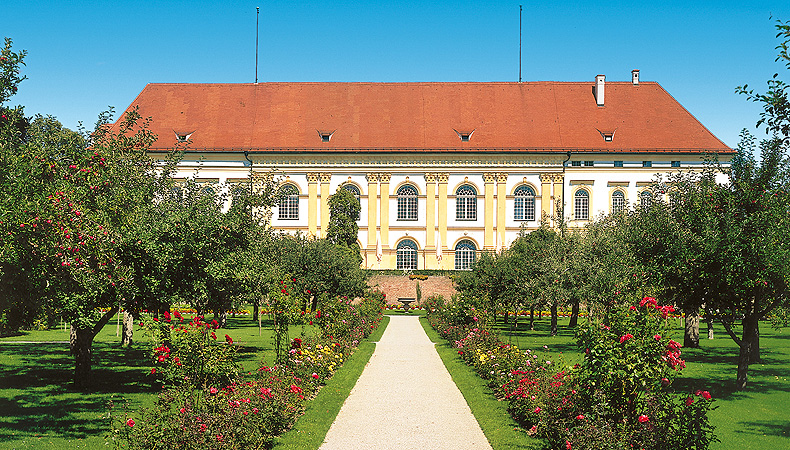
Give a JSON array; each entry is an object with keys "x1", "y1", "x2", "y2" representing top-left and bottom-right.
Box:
[
  {"x1": 142, "y1": 312, "x2": 239, "y2": 389},
  {"x1": 427, "y1": 296, "x2": 717, "y2": 450},
  {"x1": 111, "y1": 290, "x2": 385, "y2": 449}
]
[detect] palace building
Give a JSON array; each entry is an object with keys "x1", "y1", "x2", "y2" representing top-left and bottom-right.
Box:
[{"x1": 119, "y1": 72, "x2": 733, "y2": 270}]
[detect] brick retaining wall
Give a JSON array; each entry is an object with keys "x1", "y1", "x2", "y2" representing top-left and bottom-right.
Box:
[{"x1": 368, "y1": 275, "x2": 457, "y2": 305}]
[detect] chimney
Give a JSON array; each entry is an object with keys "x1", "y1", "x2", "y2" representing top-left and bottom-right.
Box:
[
  {"x1": 595, "y1": 74, "x2": 605, "y2": 106},
  {"x1": 632, "y1": 69, "x2": 640, "y2": 85}
]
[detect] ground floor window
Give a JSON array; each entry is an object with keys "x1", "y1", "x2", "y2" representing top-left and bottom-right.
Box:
[
  {"x1": 454, "y1": 239, "x2": 477, "y2": 270},
  {"x1": 396, "y1": 239, "x2": 418, "y2": 270}
]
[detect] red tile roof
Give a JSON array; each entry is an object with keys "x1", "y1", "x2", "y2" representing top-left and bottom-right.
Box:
[{"x1": 119, "y1": 82, "x2": 732, "y2": 154}]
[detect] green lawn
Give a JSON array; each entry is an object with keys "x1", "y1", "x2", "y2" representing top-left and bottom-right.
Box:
[
  {"x1": 3, "y1": 313, "x2": 788, "y2": 449},
  {"x1": 432, "y1": 315, "x2": 790, "y2": 450},
  {"x1": 0, "y1": 314, "x2": 335, "y2": 449}
]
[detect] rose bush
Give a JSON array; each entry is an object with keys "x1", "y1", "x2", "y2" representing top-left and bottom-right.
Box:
[
  {"x1": 427, "y1": 296, "x2": 717, "y2": 450},
  {"x1": 111, "y1": 291, "x2": 385, "y2": 449}
]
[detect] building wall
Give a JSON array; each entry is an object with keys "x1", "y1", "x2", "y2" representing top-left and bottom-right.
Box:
[{"x1": 167, "y1": 151, "x2": 729, "y2": 270}]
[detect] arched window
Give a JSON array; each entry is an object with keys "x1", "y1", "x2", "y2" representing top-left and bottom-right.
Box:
[
  {"x1": 396, "y1": 239, "x2": 418, "y2": 270},
  {"x1": 397, "y1": 185, "x2": 418, "y2": 221},
  {"x1": 278, "y1": 184, "x2": 299, "y2": 220},
  {"x1": 455, "y1": 185, "x2": 477, "y2": 220},
  {"x1": 169, "y1": 185, "x2": 184, "y2": 201},
  {"x1": 611, "y1": 190, "x2": 625, "y2": 213},
  {"x1": 514, "y1": 185, "x2": 536, "y2": 221},
  {"x1": 640, "y1": 190, "x2": 653, "y2": 210},
  {"x1": 454, "y1": 240, "x2": 477, "y2": 270},
  {"x1": 341, "y1": 184, "x2": 361, "y2": 201},
  {"x1": 574, "y1": 190, "x2": 589, "y2": 220},
  {"x1": 230, "y1": 183, "x2": 249, "y2": 207},
  {"x1": 341, "y1": 184, "x2": 362, "y2": 221}
]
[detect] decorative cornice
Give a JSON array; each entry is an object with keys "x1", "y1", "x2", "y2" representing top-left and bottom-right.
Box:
[{"x1": 248, "y1": 153, "x2": 568, "y2": 168}]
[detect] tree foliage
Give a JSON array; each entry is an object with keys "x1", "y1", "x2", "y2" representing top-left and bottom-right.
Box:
[{"x1": 326, "y1": 187, "x2": 360, "y2": 251}]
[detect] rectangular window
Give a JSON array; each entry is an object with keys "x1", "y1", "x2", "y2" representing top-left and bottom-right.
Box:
[
  {"x1": 575, "y1": 196, "x2": 589, "y2": 220},
  {"x1": 584, "y1": 161, "x2": 594, "y2": 167},
  {"x1": 642, "y1": 161, "x2": 652, "y2": 167},
  {"x1": 397, "y1": 197, "x2": 418, "y2": 220},
  {"x1": 614, "y1": 161, "x2": 623, "y2": 167},
  {"x1": 278, "y1": 196, "x2": 299, "y2": 220},
  {"x1": 571, "y1": 161, "x2": 581, "y2": 167},
  {"x1": 671, "y1": 161, "x2": 681, "y2": 167}
]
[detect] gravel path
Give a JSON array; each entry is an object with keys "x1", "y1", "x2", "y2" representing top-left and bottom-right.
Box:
[{"x1": 319, "y1": 315, "x2": 492, "y2": 450}]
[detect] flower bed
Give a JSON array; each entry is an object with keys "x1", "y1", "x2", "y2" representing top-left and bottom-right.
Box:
[
  {"x1": 427, "y1": 297, "x2": 716, "y2": 450},
  {"x1": 110, "y1": 293, "x2": 385, "y2": 449}
]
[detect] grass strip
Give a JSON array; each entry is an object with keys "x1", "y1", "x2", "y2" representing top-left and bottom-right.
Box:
[
  {"x1": 419, "y1": 317, "x2": 543, "y2": 450},
  {"x1": 274, "y1": 315, "x2": 390, "y2": 450}
]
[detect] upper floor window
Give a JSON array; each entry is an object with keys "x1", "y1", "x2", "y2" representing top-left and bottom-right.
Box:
[
  {"x1": 341, "y1": 184, "x2": 362, "y2": 221},
  {"x1": 341, "y1": 183, "x2": 361, "y2": 200},
  {"x1": 574, "y1": 190, "x2": 589, "y2": 220},
  {"x1": 612, "y1": 190, "x2": 626, "y2": 213},
  {"x1": 397, "y1": 185, "x2": 418, "y2": 221},
  {"x1": 396, "y1": 239, "x2": 418, "y2": 270},
  {"x1": 454, "y1": 239, "x2": 477, "y2": 270},
  {"x1": 455, "y1": 185, "x2": 477, "y2": 221},
  {"x1": 514, "y1": 185, "x2": 536, "y2": 221},
  {"x1": 643, "y1": 161, "x2": 653, "y2": 168},
  {"x1": 278, "y1": 184, "x2": 299, "y2": 220},
  {"x1": 571, "y1": 161, "x2": 582, "y2": 167},
  {"x1": 671, "y1": 161, "x2": 681, "y2": 168},
  {"x1": 583, "y1": 160, "x2": 594, "y2": 167},
  {"x1": 614, "y1": 160, "x2": 624, "y2": 167}
]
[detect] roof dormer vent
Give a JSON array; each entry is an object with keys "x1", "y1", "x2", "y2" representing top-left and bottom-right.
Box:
[
  {"x1": 174, "y1": 130, "x2": 195, "y2": 143},
  {"x1": 594, "y1": 75, "x2": 605, "y2": 106},
  {"x1": 317, "y1": 130, "x2": 335, "y2": 143},
  {"x1": 632, "y1": 69, "x2": 640, "y2": 86},
  {"x1": 454, "y1": 129, "x2": 475, "y2": 142},
  {"x1": 597, "y1": 128, "x2": 616, "y2": 142}
]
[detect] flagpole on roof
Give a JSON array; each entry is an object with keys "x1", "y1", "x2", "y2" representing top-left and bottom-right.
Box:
[
  {"x1": 519, "y1": 5, "x2": 522, "y2": 83},
  {"x1": 255, "y1": 6, "x2": 260, "y2": 84}
]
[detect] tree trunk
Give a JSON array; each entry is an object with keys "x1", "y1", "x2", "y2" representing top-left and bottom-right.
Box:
[
  {"x1": 71, "y1": 326, "x2": 94, "y2": 390},
  {"x1": 218, "y1": 310, "x2": 228, "y2": 328},
  {"x1": 550, "y1": 302, "x2": 558, "y2": 336},
  {"x1": 69, "y1": 307, "x2": 118, "y2": 390},
  {"x1": 706, "y1": 314, "x2": 714, "y2": 340},
  {"x1": 736, "y1": 316, "x2": 760, "y2": 390},
  {"x1": 569, "y1": 300, "x2": 580, "y2": 328},
  {"x1": 121, "y1": 310, "x2": 134, "y2": 347},
  {"x1": 253, "y1": 301, "x2": 259, "y2": 321},
  {"x1": 684, "y1": 309, "x2": 700, "y2": 348},
  {"x1": 529, "y1": 307, "x2": 535, "y2": 330},
  {"x1": 748, "y1": 319, "x2": 760, "y2": 363}
]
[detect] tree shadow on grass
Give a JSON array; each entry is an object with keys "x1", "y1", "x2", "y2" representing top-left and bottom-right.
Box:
[
  {"x1": 0, "y1": 341, "x2": 158, "y2": 444},
  {"x1": 673, "y1": 344, "x2": 790, "y2": 400},
  {"x1": 735, "y1": 420, "x2": 790, "y2": 439}
]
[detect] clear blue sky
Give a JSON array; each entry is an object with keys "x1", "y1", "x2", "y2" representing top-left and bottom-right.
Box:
[{"x1": 3, "y1": 0, "x2": 789, "y2": 148}]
